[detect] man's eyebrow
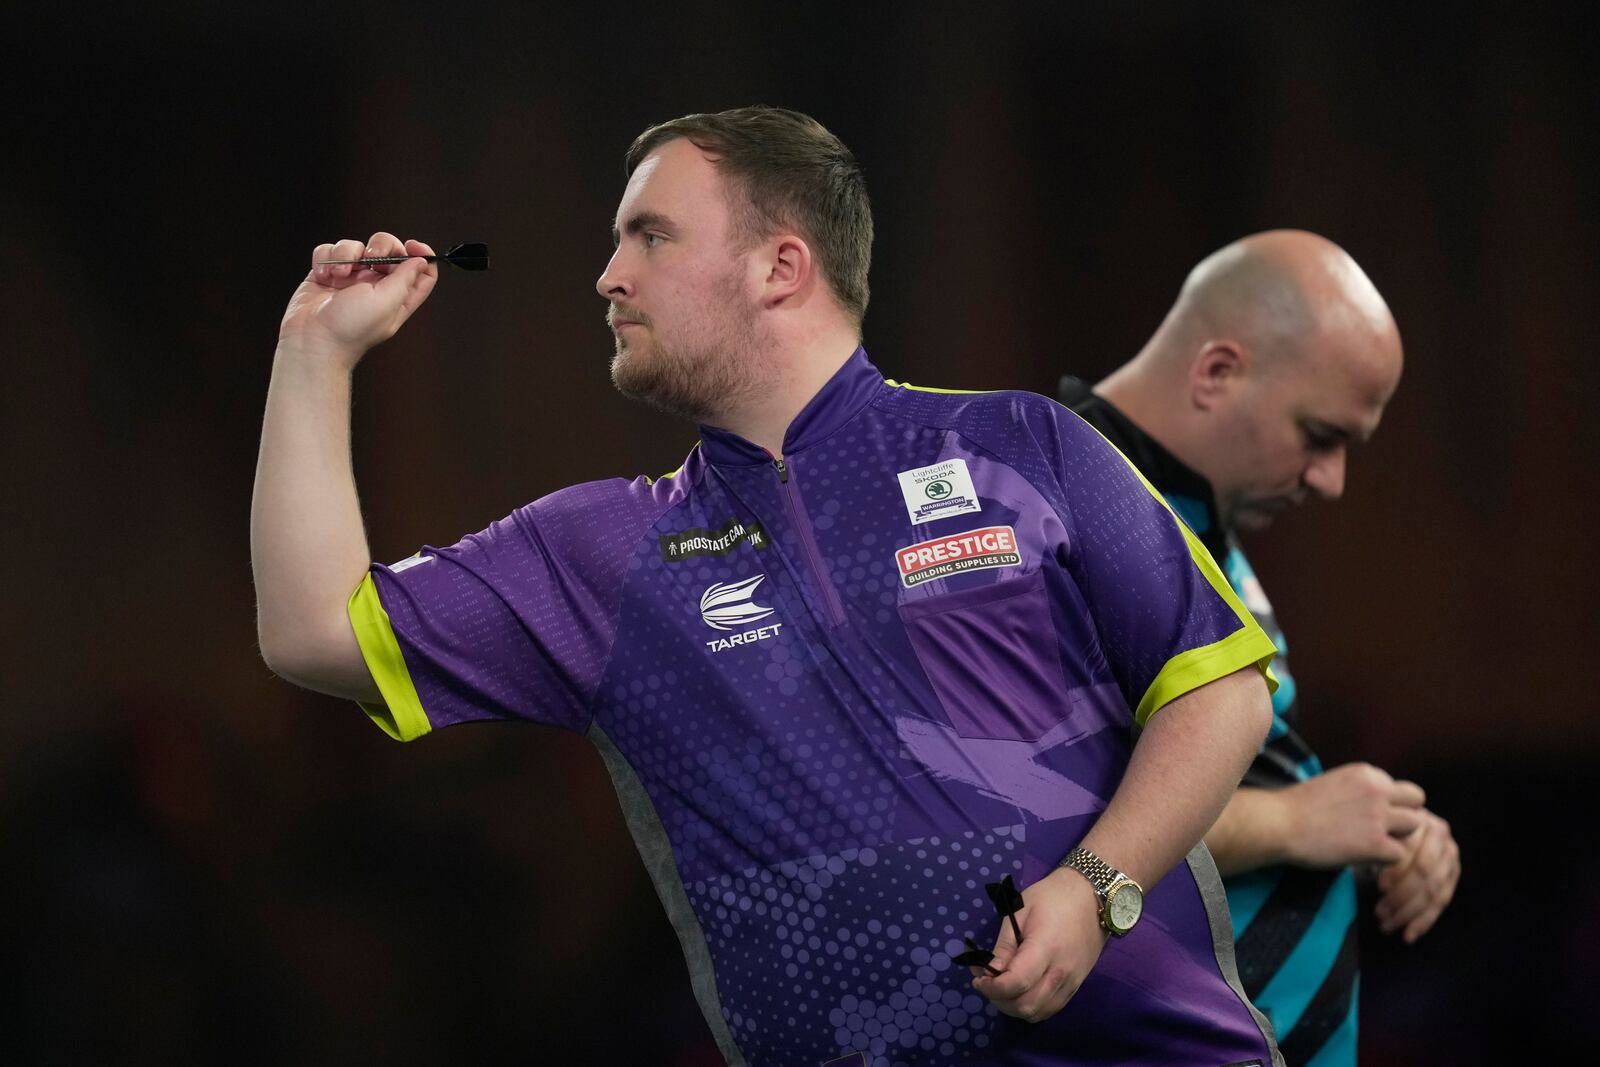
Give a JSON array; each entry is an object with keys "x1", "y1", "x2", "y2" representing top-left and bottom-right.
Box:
[{"x1": 611, "y1": 210, "x2": 675, "y2": 244}]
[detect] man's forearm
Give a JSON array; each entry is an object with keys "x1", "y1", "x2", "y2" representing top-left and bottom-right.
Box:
[
  {"x1": 250, "y1": 341, "x2": 377, "y2": 699},
  {"x1": 1074, "y1": 666, "x2": 1271, "y2": 890},
  {"x1": 1203, "y1": 787, "x2": 1294, "y2": 876}
]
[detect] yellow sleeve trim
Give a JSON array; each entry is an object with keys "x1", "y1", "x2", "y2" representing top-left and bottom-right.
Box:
[
  {"x1": 1129, "y1": 480, "x2": 1280, "y2": 724},
  {"x1": 1134, "y1": 621, "x2": 1279, "y2": 726},
  {"x1": 1128, "y1": 482, "x2": 1280, "y2": 724},
  {"x1": 346, "y1": 573, "x2": 434, "y2": 742},
  {"x1": 1060, "y1": 410, "x2": 1279, "y2": 723}
]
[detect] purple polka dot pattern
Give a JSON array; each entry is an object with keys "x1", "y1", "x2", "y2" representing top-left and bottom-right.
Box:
[{"x1": 684, "y1": 828, "x2": 1020, "y2": 1066}]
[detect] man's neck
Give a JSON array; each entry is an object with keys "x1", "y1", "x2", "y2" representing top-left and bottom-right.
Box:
[
  {"x1": 712, "y1": 326, "x2": 861, "y2": 456},
  {"x1": 1096, "y1": 356, "x2": 1193, "y2": 467}
]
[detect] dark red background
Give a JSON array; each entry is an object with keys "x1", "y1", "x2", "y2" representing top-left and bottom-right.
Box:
[{"x1": 4, "y1": 3, "x2": 1594, "y2": 1061}]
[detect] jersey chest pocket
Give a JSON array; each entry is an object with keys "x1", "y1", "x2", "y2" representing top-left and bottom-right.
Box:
[{"x1": 897, "y1": 568, "x2": 1071, "y2": 741}]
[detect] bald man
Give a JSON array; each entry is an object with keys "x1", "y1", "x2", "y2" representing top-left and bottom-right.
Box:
[{"x1": 1057, "y1": 231, "x2": 1460, "y2": 1066}]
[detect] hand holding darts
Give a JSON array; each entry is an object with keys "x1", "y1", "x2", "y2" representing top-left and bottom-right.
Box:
[{"x1": 952, "y1": 873, "x2": 1027, "y2": 978}]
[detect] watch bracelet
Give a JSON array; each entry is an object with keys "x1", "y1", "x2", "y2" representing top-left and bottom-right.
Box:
[{"x1": 1061, "y1": 846, "x2": 1120, "y2": 895}]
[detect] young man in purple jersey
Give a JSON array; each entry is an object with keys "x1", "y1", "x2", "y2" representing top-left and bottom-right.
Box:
[{"x1": 253, "y1": 107, "x2": 1283, "y2": 1066}]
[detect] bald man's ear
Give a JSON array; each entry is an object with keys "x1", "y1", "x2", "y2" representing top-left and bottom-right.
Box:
[
  {"x1": 758, "y1": 234, "x2": 813, "y2": 309},
  {"x1": 1189, "y1": 341, "x2": 1247, "y2": 411}
]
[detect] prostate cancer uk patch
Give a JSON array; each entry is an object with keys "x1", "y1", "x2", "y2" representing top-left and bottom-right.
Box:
[
  {"x1": 897, "y1": 458, "x2": 982, "y2": 526},
  {"x1": 895, "y1": 526, "x2": 1020, "y2": 587}
]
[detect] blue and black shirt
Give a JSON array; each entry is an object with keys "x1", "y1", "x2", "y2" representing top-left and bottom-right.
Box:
[{"x1": 1061, "y1": 376, "x2": 1360, "y2": 1067}]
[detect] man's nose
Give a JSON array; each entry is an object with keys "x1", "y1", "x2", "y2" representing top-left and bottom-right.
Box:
[
  {"x1": 596, "y1": 248, "x2": 632, "y2": 301},
  {"x1": 1303, "y1": 447, "x2": 1347, "y2": 500}
]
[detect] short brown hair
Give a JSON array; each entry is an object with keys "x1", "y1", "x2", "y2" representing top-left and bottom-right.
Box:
[{"x1": 625, "y1": 106, "x2": 873, "y2": 324}]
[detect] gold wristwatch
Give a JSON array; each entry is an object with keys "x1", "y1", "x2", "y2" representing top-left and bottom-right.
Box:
[{"x1": 1060, "y1": 846, "x2": 1144, "y2": 937}]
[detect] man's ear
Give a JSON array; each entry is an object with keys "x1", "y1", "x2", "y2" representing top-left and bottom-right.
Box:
[
  {"x1": 1189, "y1": 341, "x2": 1247, "y2": 411},
  {"x1": 758, "y1": 234, "x2": 813, "y2": 308}
]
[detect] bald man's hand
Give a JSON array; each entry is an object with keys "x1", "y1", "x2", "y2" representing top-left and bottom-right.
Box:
[
  {"x1": 970, "y1": 867, "x2": 1108, "y2": 1024},
  {"x1": 1375, "y1": 808, "x2": 1460, "y2": 943},
  {"x1": 1206, "y1": 761, "x2": 1428, "y2": 877},
  {"x1": 1283, "y1": 762, "x2": 1427, "y2": 868}
]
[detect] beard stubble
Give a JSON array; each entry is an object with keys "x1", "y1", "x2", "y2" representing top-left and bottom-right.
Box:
[{"x1": 609, "y1": 268, "x2": 767, "y2": 424}]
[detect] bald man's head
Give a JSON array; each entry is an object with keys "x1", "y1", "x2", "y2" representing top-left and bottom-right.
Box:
[
  {"x1": 1100, "y1": 230, "x2": 1404, "y2": 531},
  {"x1": 1165, "y1": 230, "x2": 1399, "y2": 380}
]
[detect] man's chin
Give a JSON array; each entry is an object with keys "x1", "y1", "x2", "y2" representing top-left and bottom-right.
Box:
[
  {"x1": 610, "y1": 351, "x2": 717, "y2": 423},
  {"x1": 1231, "y1": 500, "x2": 1297, "y2": 532},
  {"x1": 1232, "y1": 510, "x2": 1277, "y2": 532}
]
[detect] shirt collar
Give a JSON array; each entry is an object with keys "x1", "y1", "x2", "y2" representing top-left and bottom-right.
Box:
[{"x1": 698, "y1": 346, "x2": 882, "y2": 467}]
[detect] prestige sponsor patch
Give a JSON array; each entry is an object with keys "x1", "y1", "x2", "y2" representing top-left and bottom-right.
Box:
[
  {"x1": 660, "y1": 517, "x2": 770, "y2": 562},
  {"x1": 897, "y1": 458, "x2": 982, "y2": 526},
  {"x1": 895, "y1": 525, "x2": 1021, "y2": 587}
]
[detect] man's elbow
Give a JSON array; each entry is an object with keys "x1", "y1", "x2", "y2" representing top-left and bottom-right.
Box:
[
  {"x1": 257, "y1": 618, "x2": 371, "y2": 700},
  {"x1": 257, "y1": 627, "x2": 325, "y2": 688}
]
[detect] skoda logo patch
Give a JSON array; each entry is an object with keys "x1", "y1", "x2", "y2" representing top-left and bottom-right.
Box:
[{"x1": 896, "y1": 457, "x2": 983, "y2": 526}]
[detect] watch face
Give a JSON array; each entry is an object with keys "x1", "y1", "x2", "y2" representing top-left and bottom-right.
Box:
[{"x1": 1107, "y1": 882, "x2": 1144, "y2": 934}]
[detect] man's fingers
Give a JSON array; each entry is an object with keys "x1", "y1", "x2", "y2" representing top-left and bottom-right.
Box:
[
  {"x1": 1006, "y1": 966, "x2": 1074, "y2": 1023},
  {"x1": 1378, "y1": 875, "x2": 1429, "y2": 933},
  {"x1": 1403, "y1": 851, "x2": 1458, "y2": 945},
  {"x1": 1390, "y1": 779, "x2": 1426, "y2": 808},
  {"x1": 1386, "y1": 806, "x2": 1423, "y2": 839},
  {"x1": 1403, "y1": 904, "x2": 1445, "y2": 943},
  {"x1": 1364, "y1": 831, "x2": 1408, "y2": 867},
  {"x1": 366, "y1": 230, "x2": 405, "y2": 258},
  {"x1": 361, "y1": 231, "x2": 406, "y2": 278},
  {"x1": 319, "y1": 237, "x2": 367, "y2": 283},
  {"x1": 1377, "y1": 818, "x2": 1459, "y2": 939},
  {"x1": 975, "y1": 932, "x2": 1044, "y2": 1004},
  {"x1": 311, "y1": 242, "x2": 335, "y2": 277}
]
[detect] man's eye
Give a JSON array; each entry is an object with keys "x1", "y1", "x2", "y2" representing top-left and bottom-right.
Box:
[
  {"x1": 643, "y1": 233, "x2": 663, "y2": 248},
  {"x1": 1303, "y1": 427, "x2": 1339, "y2": 450}
]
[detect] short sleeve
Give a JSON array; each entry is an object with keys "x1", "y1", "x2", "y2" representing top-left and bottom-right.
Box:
[
  {"x1": 1043, "y1": 407, "x2": 1277, "y2": 725},
  {"x1": 347, "y1": 479, "x2": 657, "y2": 741}
]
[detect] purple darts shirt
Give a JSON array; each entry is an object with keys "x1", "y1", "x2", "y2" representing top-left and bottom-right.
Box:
[{"x1": 348, "y1": 349, "x2": 1281, "y2": 1067}]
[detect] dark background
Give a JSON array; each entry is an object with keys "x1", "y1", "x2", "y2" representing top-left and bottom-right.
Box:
[{"x1": 4, "y1": 2, "x2": 1595, "y2": 1062}]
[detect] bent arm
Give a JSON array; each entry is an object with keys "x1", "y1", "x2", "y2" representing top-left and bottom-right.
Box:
[
  {"x1": 974, "y1": 665, "x2": 1271, "y2": 1020},
  {"x1": 1072, "y1": 664, "x2": 1272, "y2": 890},
  {"x1": 1202, "y1": 786, "x2": 1296, "y2": 876},
  {"x1": 1205, "y1": 762, "x2": 1427, "y2": 877},
  {"x1": 251, "y1": 234, "x2": 438, "y2": 701},
  {"x1": 251, "y1": 341, "x2": 378, "y2": 701}
]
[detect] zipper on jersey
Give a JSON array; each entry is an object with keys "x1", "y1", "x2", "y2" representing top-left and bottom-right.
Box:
[{"x1": 770, "y1": 453, "x2": 847, "y2": 629}]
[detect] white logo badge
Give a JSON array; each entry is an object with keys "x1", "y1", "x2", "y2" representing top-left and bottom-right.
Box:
[
  {"x1": 897, "y1": 458, "x2": 982, "y2": 526},
  {"x1": 699, "y1": 576, "x2": 785, "y2": 653},
  {"x1": 700, "y1": 575, "x2": 776, "y2": 631}
]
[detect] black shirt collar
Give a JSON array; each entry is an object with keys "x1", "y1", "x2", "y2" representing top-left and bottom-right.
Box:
[{"x1": 1056, "y1": 374, "x2": 1227, "y2": 554}]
